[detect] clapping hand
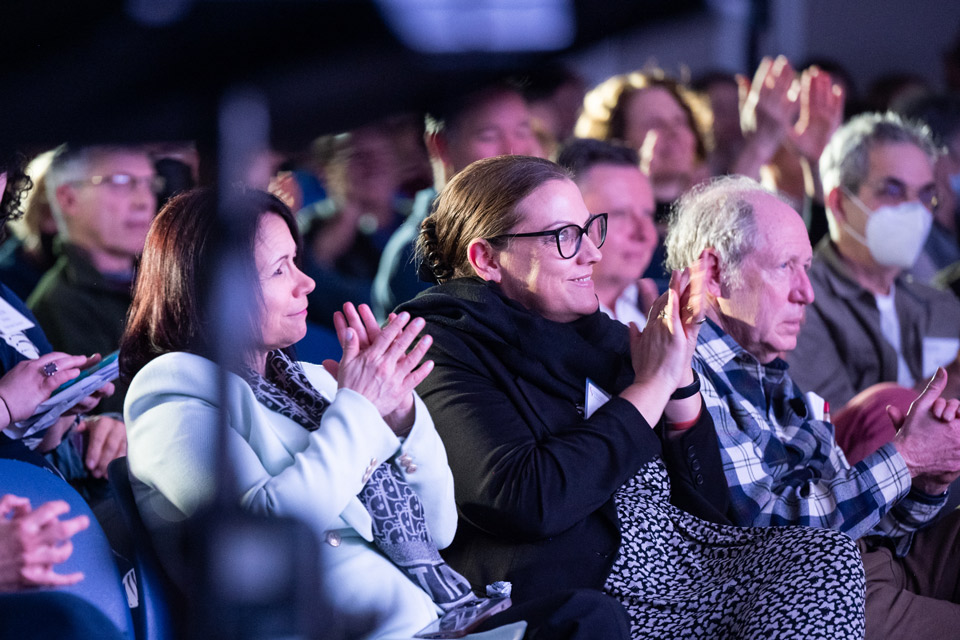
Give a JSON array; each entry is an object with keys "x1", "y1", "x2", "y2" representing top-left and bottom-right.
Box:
[
  {"x1": 788, "y1": 66, "x2": 844, "y2": 163},
  {"x1": 632, "y1": 261, "x2": 707, "y2": 391},
  {"x1": 323, "y1": 303, "x2": 434, "y2": 436},
  {"x1": 890, "y1": 368, "x2": 960, "y2": 494},
  {"x1": 733, "y1": 55, "x2": 800, "y2": 178},
  {"x1": 739, "y1": 56, "x2": 799, "y2": 152}
]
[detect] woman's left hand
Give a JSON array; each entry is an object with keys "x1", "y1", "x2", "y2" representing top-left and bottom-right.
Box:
[{"x1": 634, "y1": 261, "x2": 706, "y2": 390}]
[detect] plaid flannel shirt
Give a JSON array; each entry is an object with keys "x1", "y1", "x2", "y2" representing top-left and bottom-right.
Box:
[{"x1": 694, "y1": 319, "x2": 944, "y2": 556}]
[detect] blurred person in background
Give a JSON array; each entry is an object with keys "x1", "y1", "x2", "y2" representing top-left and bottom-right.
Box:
[
  {"x1": 523, "y1": 64, "x2": 587, "y2": 159},
  {"x1": 576, "y1": 59, "x2": 819, "y2": 288},
  {"x1": 558, "y1": 138, "x2": 659, "y2": 328},
  {"x1": 298, "y1": 122, "x2": 408, "y2": 330},
  {"x1": 896, "y1": 93, "x2": 960, "y2": 284},
  {"x1": 788, "y1": 112, "x2": 960, "y2": 467},
  {"x1": 0, "y1": 150, "x2": 58, "y2": 301},
  {"x1": 29, "y1": 144, "x2": 160, "y2": 418},
  {"x1": 372, "y1": 79, "x2": 543, "y2": 320},
  {"x1": 0, "y1": 150, "x2": 125, "y2": 503}
]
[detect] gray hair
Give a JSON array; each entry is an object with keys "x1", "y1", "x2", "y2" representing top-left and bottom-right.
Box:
[
  {"x1": 665, "y1": 175, "x2": 778, "y2": 288},
  {"x1": 820, "y1": 111, "x2": 940, "y2": 196},
  {"x1": 45, "y1": 145, "x2": 150, "y2": 232}
]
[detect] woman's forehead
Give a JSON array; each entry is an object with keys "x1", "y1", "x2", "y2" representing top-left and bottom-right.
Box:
[{"x1": 513, "y1": 179, "x2": 589, "y2": 229}]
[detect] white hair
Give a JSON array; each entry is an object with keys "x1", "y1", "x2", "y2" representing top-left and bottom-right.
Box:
[{"x1": 665, "y1": 175, "x2": 783, "y2": 288}]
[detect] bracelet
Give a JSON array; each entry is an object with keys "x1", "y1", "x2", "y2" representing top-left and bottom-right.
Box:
[{"x1": 669, "y1": 370, "x2": 700, "y2": 400}]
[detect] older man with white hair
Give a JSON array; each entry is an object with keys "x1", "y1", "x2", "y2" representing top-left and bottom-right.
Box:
[{"x1": 665, "y1": 173, "x2": 960, "y2": 639}]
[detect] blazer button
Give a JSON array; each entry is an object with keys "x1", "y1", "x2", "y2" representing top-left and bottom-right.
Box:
[
  {"x1": 405, "y1": 464, "x2": 418, "y2": 474},
  {"x1": 695, "y1": 474, "x2": 704, "y2": 485},
  {"x1": 686, "y1": 445, "x2": 696, "y2": 459},
  {"x1": 691, "y1": 459, "x2": 701, "y2": 471},
  {"x1": 325, "y1": 531, "x2": 342, "y2": 547},
  {"x1": 398, "y1": 453, "x2": 412, "y2": 465}
]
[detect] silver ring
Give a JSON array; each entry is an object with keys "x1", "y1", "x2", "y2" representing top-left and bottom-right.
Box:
[{"x1": 41, "y1": 362, "x2": 58, "y2": 377}]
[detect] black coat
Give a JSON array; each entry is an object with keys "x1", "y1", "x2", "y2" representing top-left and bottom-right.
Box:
[{"x1": 398, "y1": 278, "x2": 729, "y2": 603}]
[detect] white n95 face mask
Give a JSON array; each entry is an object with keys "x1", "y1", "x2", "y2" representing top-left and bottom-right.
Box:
[{"x1": 841, "y1": 189, "x2": 933, "y2": 269}]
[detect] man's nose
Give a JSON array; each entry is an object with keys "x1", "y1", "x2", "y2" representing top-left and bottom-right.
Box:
[{"x1": 793, "y1": 270, "x2": 815, "y2": 304}]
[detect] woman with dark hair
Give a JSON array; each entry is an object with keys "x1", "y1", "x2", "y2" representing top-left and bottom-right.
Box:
[
  {"x1": 120, "y1": 186, "x2": 627, "y2": 640},
  {"x1": 397, "y1": 154, "x2": 867, "y2": 638},
  {"x1": 121, "y1": 186, "x2": 455, "y2": 640}
]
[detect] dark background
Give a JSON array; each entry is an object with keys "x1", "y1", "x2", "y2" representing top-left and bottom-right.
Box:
[{"x1": 1, "y1": 0, "x2": 706, "y2": 151}]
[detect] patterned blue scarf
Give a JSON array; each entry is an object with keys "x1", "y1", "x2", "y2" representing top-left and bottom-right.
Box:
[{"x1": 243, "y1": 350, "x2": 476, "y2": 610}]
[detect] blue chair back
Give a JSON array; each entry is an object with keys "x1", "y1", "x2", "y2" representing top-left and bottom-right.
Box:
[
  {"x1": 108, "y1": 457, "x2": 176, "y2": 640},
  {"x1": 0, "y1": 459, "x2": 135, "y2": 639}
]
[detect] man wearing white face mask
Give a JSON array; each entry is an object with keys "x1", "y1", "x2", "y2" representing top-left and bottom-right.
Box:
[{"x1": 787, "y1": 112, "x2": 960, "y2": 450}]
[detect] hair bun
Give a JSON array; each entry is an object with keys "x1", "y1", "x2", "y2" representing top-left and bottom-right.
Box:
[{"x1": 418, "y1": 216, "x2": 453, "y2": 284}]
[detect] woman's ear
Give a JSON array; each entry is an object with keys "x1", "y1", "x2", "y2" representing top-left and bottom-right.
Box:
[
  {"x1": 700, "y1": 247, "x2": 724, "y2": 298},
  {"x1": 467, "y1": 238, "x2": 502, "y2": 282}
]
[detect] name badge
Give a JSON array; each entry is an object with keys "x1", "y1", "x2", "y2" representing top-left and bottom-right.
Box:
[
  {"x1": 0, "y1": 297, "x2": 39, "y2": 359},
  {"x1": 584, "y1": 378, "x2": 612, "y2": 419},
  {"x1": 922, "y1": 337, "x2": 960, "y2": 379}
]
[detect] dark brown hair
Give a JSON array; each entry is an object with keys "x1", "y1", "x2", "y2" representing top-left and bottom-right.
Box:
[
  {"x1": 119, "y1": 186, "x2": 301, "y2": 379},
  {"x1": 416, "y1": 155, "x2": 570, "y2": 283}
]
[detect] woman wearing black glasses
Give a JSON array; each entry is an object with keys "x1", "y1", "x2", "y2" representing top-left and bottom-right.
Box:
[{"x1": 397, "y1": 155, "x2": 866, "y2": 639}]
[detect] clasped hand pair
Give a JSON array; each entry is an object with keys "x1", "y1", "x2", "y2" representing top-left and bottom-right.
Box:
[{"x1": 0, "y1": 494, "x2": 89, "y2": 592}]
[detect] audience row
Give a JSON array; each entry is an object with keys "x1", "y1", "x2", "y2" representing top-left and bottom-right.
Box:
[{"x1": 3, "y1": 51, "x2": 960, "y2": 640}]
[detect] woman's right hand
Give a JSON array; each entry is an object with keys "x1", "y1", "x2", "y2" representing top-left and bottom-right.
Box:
[
  {"x1": 323, "y1": 303, "x2": 434, "y2": 436},
  {"x1": 0, "y1": 352, "x2": 99, "y2": 430}
]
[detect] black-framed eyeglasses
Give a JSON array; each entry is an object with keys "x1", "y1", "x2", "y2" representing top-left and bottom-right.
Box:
[
  {"x1": 74, "y1": 173, "x2": 166, "y2": 194},
  {"x1": 487, "y1": 213, "x2": 607, "y2": 259}
]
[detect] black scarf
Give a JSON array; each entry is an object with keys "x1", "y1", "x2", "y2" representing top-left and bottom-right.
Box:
[{"x1": 398, "y1": 277, "x2": 637, "y2": 406}]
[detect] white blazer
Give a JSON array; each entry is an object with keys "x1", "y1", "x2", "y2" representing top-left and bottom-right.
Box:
[{"x1": 125, "y1": 351, "x2": 458, "y2": 640}]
